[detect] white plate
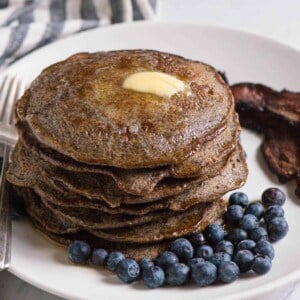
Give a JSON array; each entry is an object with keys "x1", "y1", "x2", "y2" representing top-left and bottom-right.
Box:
[{"x1": 4, "y1": 22, "x2": 300, "y2": 300}]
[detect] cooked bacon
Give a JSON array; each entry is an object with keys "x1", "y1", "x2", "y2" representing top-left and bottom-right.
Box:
[
  {"x1": 263, "y1": 126, "x2": 299, "y2": 182},
  {"x1": 232, "y1": 83, "x2": 300, "y2": 126},
  {"x1": 231, "y1": 82, "x2": 300, "y2": 198}
]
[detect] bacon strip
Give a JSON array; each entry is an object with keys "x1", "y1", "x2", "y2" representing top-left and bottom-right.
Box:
[{"x1": 231, "y1": 82, "x2": 300, "y2": 198}]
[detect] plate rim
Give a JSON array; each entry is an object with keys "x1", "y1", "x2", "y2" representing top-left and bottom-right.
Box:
[
  {"x1": 2, "y1": 20, "x2": 300, "y2": 79},
  {"x1": 4, "y1": 21, "x2": 300, "y2": 300}
]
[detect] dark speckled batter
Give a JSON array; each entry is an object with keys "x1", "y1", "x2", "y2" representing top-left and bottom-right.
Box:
[{"x1": 15, "y1": 50, "x2": 234, "y2": 168}]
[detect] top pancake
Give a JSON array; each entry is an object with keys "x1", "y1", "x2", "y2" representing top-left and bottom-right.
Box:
[{"x1": 16, "y1": 50, "x2": 234, "y2": 168}]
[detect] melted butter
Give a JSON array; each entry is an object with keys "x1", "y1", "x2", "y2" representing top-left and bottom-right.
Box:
[{"x1": 122, "y1": 71, "x2": 189, "y2": 97}]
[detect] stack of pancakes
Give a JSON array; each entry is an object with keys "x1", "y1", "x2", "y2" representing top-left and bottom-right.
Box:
[{"x1": 7, "y1": 50, "x2": 248, "y2": 260}]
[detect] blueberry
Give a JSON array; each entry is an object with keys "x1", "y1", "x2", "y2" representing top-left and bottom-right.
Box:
[
  {"x1": 240, "y1": 214, "x2": 259, "y2": 231},
  {"x1": 214, "y1": 240, "x2": 234, "y2": 256},
  {"x1": 186, "y1": 232, "x2": 206, "y2": 247},
  {"x1": 191, "y1": 261, "x2": 217, "y2": 287},
  {"x1": 237, "y1": 239, "x2": 256, "y2": 251},
  {"x1": 226, "y1": 205, "x2": 244, "y2": 222},
  {"x1": 254, "y1": 240, "x2": 275, "y2": 260},
  {"x1": 116, "y1": 259, "x2": 140, "y2": 283},
  {"x1": 170, "y1": 238, "x2": 194, "y2": 261},
  {"x1": 249, "y1": 227, "x2": 268, "y2": 242},
  {"x1": 233, "y1": 250, "x2": 254, "y2": 272},
  {"x1": 204, "y1": 224, "x2": 225, "y2": 245},
  {"x1": 252, "y1": 255, "x2": 272, "y2": 275},
  {"x1": 264, "y1": 205, "x2": 284, "y2": 223},
  {"x1": 245, "y1": 202, "x2": 265, "y2": 219},
  {"x1": 195, "y1": 245, "x2": 214, "y2": 260},
  {"x1": 187, "y1": 258, "x2": 206, "y2": 268},
  {"x1": 267, "y1": 217, "x2": 289, "y2": 242},
  {"x1": 226, "y1": 228, "x2": 248, "y2": 244},
  {"x1": 166, "y1": 263, "x2": 190, "y2": 286},
  {"x1": 243, "y1": 150, "x2": 247, "y2": 159},
  {"x1": 210, "y1": 252, "x2": 231, "y2": 267},
  {"x1": 139, "y1": 258, "x2": 154, "y2": 271},
  {"x1": 218, "y1": 261, "x2": 240, "y2": 283},
  {"x1": 229, "y1": 192, "x2": 249, "y2": 207},
  {"x1": 90, "y1": 248, "x2": 108, "y2": 266},
  {"x1": 68, "y1": 240, "x2": 91, "y2": 264},
  {"x1": 262, "y1": 188, "x2": 286, "y2": 206},
  {"x1": 142, "y1": 266, "x2": 165, "y2": 288},
  {"x1": 155, "y1": 251, "x2": 178, "y2": 269},
  {"x1": 107, "y1": 251, "x2": 125, "y2": 271}
]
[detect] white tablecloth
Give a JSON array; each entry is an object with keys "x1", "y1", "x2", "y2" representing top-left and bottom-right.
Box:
[{"x1": 1, "y1": 0, "x2": 299, "y2": 299}]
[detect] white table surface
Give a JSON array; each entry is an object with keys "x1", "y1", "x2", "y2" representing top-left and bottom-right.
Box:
[{"x1": 1, "y1": 0, "x2": 300, "y2": 299}]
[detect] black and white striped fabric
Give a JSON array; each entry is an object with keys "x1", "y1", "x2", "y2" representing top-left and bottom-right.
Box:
[{"x1": 0, "y1": 0, "x2": 160, "y2": 68}]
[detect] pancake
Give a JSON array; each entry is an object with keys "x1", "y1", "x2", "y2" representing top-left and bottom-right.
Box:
[
  {"x1": 30, "y1": 217, "x2": 170, "y2": 260},
  {"x1": 7, "y1": 141, "x2": 230, "y2": 207},
  {"x1": 24, "y1": 188, "x2": 193, "y2": 230},
  {"x1": 22, "y1": 187, "x2": 78, "y2": 234},
  {"x1": 167, "y1": 143, "x2": 247, "y2": 211},
  {"x1": 20, "y1": 190, "x2": 223, "y2": 260},
  {"x1": 44, "y1": 143, "x2": 245, "y2": 206},
  {"x1": 21, "y1": 186, "x2": 226, "y2": 245},
  {"x1": 17, "y1": 121, "x2": 169, "y2": 195},
  {"x1": 31, "y1": 143, "x2": 246, "y2": 217},
  {"x1": 170, "y1": 112, "x2": 240, "y2": 178},
  {"x1": 15, "y1": 50, "x2": 234, "y2": 168},
  {"x1": 19, "y1": 126, "x2": 231, "y2": 199},
  {"x1": 91, "y1": 200, "x2": 226, "y2": 244},
  {"x1": 42, "y1": 154, "x2": 228, "y2": 206},
  {"x1": 7, "y1": 141, "x2": 246, "y2": 213},
  {"x1": 33, "y1": 182, "x2": 166, "y2": 216},
  {"x1": 17, "y1": 111, "x2": 239, "y2": 195}
]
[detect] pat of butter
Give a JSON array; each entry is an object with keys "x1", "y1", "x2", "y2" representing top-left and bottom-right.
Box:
[{"x1": 122, "y1": 71, "x2": 188, "y2": 97}]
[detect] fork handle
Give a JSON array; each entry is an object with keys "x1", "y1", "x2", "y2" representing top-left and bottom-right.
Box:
[{"x1": 0, "y1": 145, "x2": 12, "y2": 270}]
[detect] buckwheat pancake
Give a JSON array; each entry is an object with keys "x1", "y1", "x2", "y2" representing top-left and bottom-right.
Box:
[
  {"x1": 167, "y1": 144, "x2": 247, "y2": 211},
  {"x1": 19, "y1": 189, "x2": 224, "y2": 260},
  {"x1": 7, "y1": 141, "x2": 230, "y2": 207},
  {"x1": 170, "y1": 112, "x2": 240, "y2": 178},
  {"x1": 29, "y1": 143, "x2": 246, "y2": 217},
  {"x1": 17, "y1": 110, "x2": 239, "y2": 195},
  {"x1": 31, "y1": 217, "x2": 170, "y2": 260},
  {"x1": 48, "y1": 147, "x2": 244, "y2": 218},
  {"x1": 7, "y1": 141, "x2": 246, "y2": 212},
  {"x1": 29, "y1": 211, "x2": 225, "y2": 261},
  {"x1": 43, "y1": 143, "x2": 244, "y2": 206},
  {"x1": 15, "y1": 50, "x2": 234, "y2": 168},
  {"x1": 21, "y1": 186, "x2": 226, "y2": 243},
  {"x1": 17, "y1": 123, "x2": 230, "y2": 197},
  {"x1": 42, "y1": 154, "x2": 229, "y2": 206},
  {"x1": 91, "y1": 200, "x2": 226, "y2": 244},
  {"x1": 33, "y1": 182, "x2": 166, "y2": 216},
  {"x1": 24, "y1": 189, "x2": 183, "y2": 230}
]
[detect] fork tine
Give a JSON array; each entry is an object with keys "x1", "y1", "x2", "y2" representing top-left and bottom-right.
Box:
[
  {"x1": 0, "y1": 75, "x2": 8, "y2": 91},
  {"x1": 2, "y1": 77, "x2": 19, "y2": 124},
  {"x1": 0, "y1": 145, "x2": 12, "y2": 270},
  {"x1": 0, "y1": 76, "x2": 11, "y2": 120}
]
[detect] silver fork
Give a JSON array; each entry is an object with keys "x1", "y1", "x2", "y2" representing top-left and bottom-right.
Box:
[{"x1": 0, "y1": 75, "x2": 26, "y2": 270}]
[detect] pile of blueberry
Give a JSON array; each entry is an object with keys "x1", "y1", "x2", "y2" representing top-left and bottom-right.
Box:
[{"x1": 68, "y1": 187, "x2": 289, "y2": 288}]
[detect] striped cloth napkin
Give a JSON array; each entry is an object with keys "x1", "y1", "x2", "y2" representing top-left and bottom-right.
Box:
[{"x1": 0, "y1": 0, "x2": 160, "y2": 68}]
